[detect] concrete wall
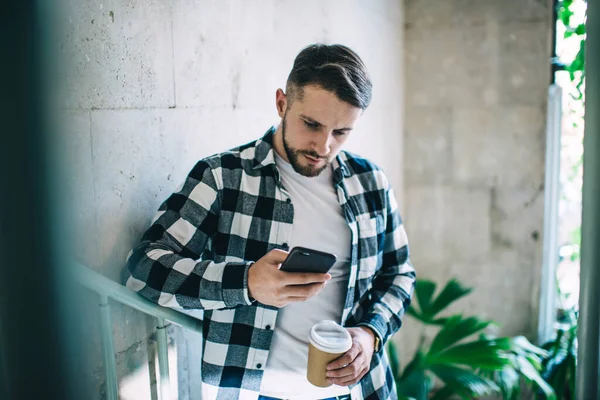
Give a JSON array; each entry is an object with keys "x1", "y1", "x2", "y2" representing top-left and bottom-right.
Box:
[
  {"x1": 396, "y1": 0, "x2": 553, "y2": 364},
  {"x1": 58, "y1": 0, "x2": 405, "y2": 397}
]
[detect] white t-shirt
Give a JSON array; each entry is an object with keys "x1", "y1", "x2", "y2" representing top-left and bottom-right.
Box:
[{"x1": 259, "y1": 153, "x2": 352, "y2": 399}]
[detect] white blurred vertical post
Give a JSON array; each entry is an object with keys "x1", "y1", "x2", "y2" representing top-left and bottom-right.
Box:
[
  {"x1": 156, "y1": 318, "x2": 171, "y2": 400},
  {"x1": 99, "y1": 295, "x2": 119, "y2": 400},
  {"x1": 538, "y1": 84, "x2": 562, "y2": 345}
]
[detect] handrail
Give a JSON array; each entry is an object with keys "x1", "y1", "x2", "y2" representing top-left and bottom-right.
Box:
[
  {"x1": 73, "y1": 263, "x2": 203, "y2": 334},
  {"x1": 73, "y1": 263, "x2": 204, "y2": 400}
]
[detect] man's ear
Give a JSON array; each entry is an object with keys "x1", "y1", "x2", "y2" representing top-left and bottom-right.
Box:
[{"x1": 275, "y1": 88, "x2": 287, "y2": 118}]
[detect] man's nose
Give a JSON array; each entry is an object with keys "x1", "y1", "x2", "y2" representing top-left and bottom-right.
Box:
[{"x1": 313, "y1": 131, "x2": 333, "y2": 157}]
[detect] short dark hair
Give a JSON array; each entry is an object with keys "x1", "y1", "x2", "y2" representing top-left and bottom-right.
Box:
[{"x1": 286, "y1": 44, "x2": 372, "y2": 110}]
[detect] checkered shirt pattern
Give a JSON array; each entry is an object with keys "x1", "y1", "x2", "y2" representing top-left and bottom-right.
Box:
[{"x1": 124, "y1": 126, "x2": 416, "y2": 400}]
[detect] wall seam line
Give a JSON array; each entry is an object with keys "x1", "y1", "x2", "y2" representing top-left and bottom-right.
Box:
[
  {"x1": 170, "y1": 0, "x2": 177, "y2": 108},
  {"x1": 88, "y1": 110, "x2": 101, "y2": 270}
]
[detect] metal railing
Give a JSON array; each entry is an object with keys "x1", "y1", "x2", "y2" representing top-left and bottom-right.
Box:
[{"x1": 74, "y1": 265, "x2": 203, "y2": 400}]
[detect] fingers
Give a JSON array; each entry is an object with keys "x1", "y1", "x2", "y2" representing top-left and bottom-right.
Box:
[
  {"x1": 327, "y1": 345, "x2": 360, "y2": 371},
  {"x1": 281, "y1": 282, "x2": 326, "y2": 298},
  {"x1": 327, "y1": 360, "x2": 365, "y2": 381},
  {"x1": 330, "y1": 365, "x2": 369, "y2": 386},
  {"x1": 281, "y1": 271, "x2": 331, "y2": 285},
  {"x1": 275, "y1": 281, "x2": 330, "y2": 307},
  {"x1": 263, "y1": 249, "x2": 289, "y2": 265},
  {"x1": 326, "y1": 358, "x2": 368, "y2": 385},
  {"x1": 326, "y1": 349, "x2": 369, "y2": 386},
  {"x1": 326, "y1": 360, "x2": 361, "y2": 379},
  {"x1": 324, "y1": 329, "x2": 374, "y2": 386},
  {"x1": 273, "y1": 296, "x2": 306, "y2": 308}
]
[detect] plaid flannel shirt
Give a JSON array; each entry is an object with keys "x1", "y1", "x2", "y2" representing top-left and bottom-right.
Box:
[{"x1": 124, "y1": 127, "x2": 416, "y2": 400}]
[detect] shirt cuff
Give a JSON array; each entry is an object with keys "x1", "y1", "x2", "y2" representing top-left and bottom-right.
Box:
[
  {"x1": 221, "y1": 261, "x2": 254, "y2": 307},
  {"x1": 357, "y1": 316, "x2": 387, "y2": 354}
]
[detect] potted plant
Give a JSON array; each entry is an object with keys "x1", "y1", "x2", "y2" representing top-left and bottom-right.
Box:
[
  {"x1": 537, "y1": 305, "x2": 577, "y2": 399},
  {"x1": 388, "y1": 279, "x2": 556, "y2": 400}
]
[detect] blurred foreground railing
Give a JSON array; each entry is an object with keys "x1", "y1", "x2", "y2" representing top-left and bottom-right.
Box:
[{"x1": 74, "y1": 265, "x2": 203, "y2": 400}]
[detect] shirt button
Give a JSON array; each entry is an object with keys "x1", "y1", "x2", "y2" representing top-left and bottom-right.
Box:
[
  {"x1": 265, "y1": 325, "x2": 271, "y2": 330},
  {"x1": 282, "y1": 243, "x2": 289, "y2": 250},
  {"x1": 286, "y1": 198, "x2": 292, "y2": 204},
  {"x1": 256, "y1": 363, "x2": 263, "y2": 369}
]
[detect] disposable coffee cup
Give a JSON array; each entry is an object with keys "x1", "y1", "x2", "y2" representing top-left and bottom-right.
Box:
[{"x1": 307, "y1": 320, "x2": 352, "y2": 387}]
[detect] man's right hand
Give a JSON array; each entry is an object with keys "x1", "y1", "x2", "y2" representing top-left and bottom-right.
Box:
[{"x1": 247, "y1": 249, "x2": 331, "y2": 308}]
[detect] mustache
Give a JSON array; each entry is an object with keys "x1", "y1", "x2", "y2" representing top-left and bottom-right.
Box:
[{"x1": 299, "y1": 150, "x2": 328, "y2": 160}]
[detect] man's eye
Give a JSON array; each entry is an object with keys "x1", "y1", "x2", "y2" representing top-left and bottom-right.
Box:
[
  {"x1": 334, "y1": 130, "x2": 347, "y2": 136},
  {"x1": 304, "y1": 121, "x2": 319, "y2": 129}
]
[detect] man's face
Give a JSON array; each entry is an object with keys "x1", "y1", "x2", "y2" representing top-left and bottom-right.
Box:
[{"x1": 277, "y1": 85, "x2": 362, "y2": 177}]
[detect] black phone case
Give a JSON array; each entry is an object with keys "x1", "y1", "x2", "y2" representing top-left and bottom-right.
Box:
[{"x1": 280, "y1": 246, "x2": 337, "y2": 274}]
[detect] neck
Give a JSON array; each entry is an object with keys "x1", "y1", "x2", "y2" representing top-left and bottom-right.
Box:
[{"x1": 272, "y1": 124, "x2": 290, "y2": 163}]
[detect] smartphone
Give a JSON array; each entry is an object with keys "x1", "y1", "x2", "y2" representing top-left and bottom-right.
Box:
[{"x1": 280, "y1": 246, "x2": 337, "y2": 274}]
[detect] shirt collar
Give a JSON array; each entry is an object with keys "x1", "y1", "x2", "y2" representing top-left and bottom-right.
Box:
[
  {"x1": 252, "y1": 126, "x2": 278, "y2": 170},
  {"x1": 332, "y1": 153, "x2": 352, "y2": 184}
]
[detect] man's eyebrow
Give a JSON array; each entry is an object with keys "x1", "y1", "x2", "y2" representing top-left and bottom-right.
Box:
[{"x1": 299, "y1": 114, "x2": 353, "y2": 131}]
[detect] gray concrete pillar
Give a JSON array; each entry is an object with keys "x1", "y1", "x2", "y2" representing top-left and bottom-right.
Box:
[{"x1": 576, "y1": 0, "x2": 600, "y2": 397}]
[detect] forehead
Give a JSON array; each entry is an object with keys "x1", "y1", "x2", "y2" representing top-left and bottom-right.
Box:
[{"x1": 290, "y1": 85, "x2": 362, "y2": 128}]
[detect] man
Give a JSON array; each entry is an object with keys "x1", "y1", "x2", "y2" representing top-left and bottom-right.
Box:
[{"x1": 124, "y1": 44, "x2": 416, "y2": 400}]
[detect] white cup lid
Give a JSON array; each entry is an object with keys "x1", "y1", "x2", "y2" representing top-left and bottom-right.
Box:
[{"x1": 309, "y1": 320, "x2": 352, "y2": 354}]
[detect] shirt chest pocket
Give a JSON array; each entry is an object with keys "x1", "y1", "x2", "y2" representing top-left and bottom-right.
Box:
[{"x1": 356, "y1": 214, "x2": 384, "y2": 279}]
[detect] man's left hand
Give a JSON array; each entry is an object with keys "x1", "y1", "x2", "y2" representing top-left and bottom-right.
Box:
[{"x1": 326, "y1": 326, "x2": 375, "y2": 386}]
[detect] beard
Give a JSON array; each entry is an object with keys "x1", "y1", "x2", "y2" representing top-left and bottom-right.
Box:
[{"x1": 281, "y1": 114, "x2": 330, "y2": 177}]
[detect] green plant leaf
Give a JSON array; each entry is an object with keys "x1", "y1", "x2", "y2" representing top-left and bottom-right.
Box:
[
  {"x1": 396, "y1": 362, "x2": 433, "y2": 400},
  {"x1": 542, "y1": 329, "x2": 565, "y2": 360},
  {"x1": 512, "y1": 336, "x2": 550, "y2": 358},
  {"x1": 566, "y1": 354, "x2": 576, "y2": 399},
  {"x1": 399, "y1": 351, "x2": 425, "y2": 381},
  {"x1": 480, "y1": 367, "x2": 521, "y2": 400},
  {"x1": 540, "y1": 324, "x2": 577, "y2": 399},
  {"x1": 494, "y1": 368, "x2": 521, "y2": 400},
  {"x1": 557, "y1": 0, "x2": 575, "y2": 27},
  {"x1": 428, "y1": 316, "x2": 492, "y2": 355},
  {"x1": 524, "y1": 353, "x2": 544, "y2": 371},
  {"x1": 543, "y1": 348, "x2": 569, "y2": 381},
  {"x1": 409, "y1": 279, "x2": 472, "y2": 323},
  {"x1": 547, "y1": 356, "x2": 568, "y2": 399},
  {"x1": 431, "y1": 338, "x2": 514, "y2": 370},
  {"x1": 429, "y1": 386, "x2": 456, "y2": 400},
  {"x1": 396, "y1": 351, "x2": 435, "y2": 400},
  {"x1": 387, "y1": 340, "x2": 401, "y2": 379},
  {"x1": 544, "y1": 348, "x2": 576, "y2": 400},
  {"x1": 574, "y1": 23, "x2": 586, "y2": 35},
  {"x1": 406, "y1": 309, "x2": 449, "y2": 326},
  {"x1": 414, "y1": 280, "x2": 436, "y2": 316},
  {"x1": 406, "y1": 305, "x2": 432, "y2": 325},
  {"x1": 429, "y1": 279, "x2": 472, "y2": 317},
  {"x1": 430, "y1": 364, "x2": 499, "y2": 397},
  {"x1": 431, "y1": 317, "x2": 449, "y2": 325},
  {"x1": 514, "y1": 355, "x2": 556, "y2": 399},
  {"x1": 568, "y1": 40, "x2": 585, "y2": 73}
]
